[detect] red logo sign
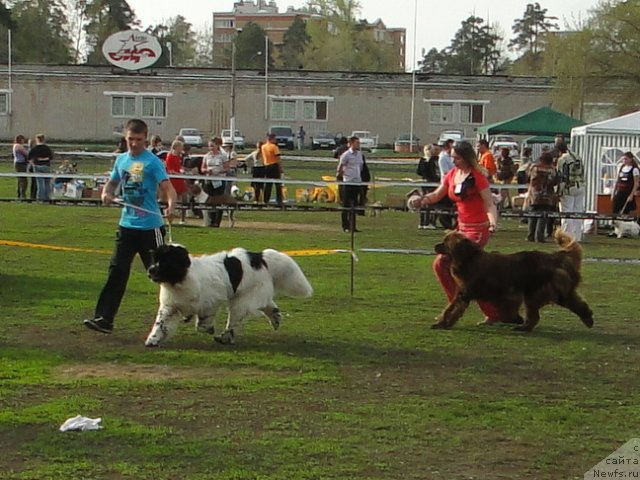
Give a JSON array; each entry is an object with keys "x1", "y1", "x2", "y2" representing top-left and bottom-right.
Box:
[{"x1": 102, "y1": 30, "x2": 162, "y2": 70}]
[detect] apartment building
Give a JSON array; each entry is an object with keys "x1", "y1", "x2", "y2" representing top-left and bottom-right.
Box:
[{"x1": 212, "y1": 0, "x2": 406, "y2": 70}]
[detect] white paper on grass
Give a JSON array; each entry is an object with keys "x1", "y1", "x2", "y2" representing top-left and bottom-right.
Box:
[{"x1": 59, "y1": 415, "x2": 103, "y2": 432}]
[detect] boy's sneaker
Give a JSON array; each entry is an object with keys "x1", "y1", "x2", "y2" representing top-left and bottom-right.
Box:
[{"x1": 83, "y1": 316, "x2": 113, "y2": 334}]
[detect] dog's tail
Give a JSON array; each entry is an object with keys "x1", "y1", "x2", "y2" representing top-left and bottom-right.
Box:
[
  {"x1": 554, "y1": 229, "x2": 583, "y2": 269},
  {"x1": 262, "y1": 249, "x2": 314, "y2": 298}
]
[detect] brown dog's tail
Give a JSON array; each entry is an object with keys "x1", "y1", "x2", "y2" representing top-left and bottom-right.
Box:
[{"x1": 553, "y1": 229, "x2": 583, "y2": 270}]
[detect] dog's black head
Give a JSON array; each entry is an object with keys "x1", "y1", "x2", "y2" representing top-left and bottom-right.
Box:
[
  {"x1": 435, "y1": 231, "x2": 482, "y2": 263},
  {"x1": 147, "y1": 244, "x2": 192, "y2": 285}
]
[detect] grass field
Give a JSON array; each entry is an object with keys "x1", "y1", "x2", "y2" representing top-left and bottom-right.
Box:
[{"x1": 1, "y1": 157, "x2": 640, "y2": 479}]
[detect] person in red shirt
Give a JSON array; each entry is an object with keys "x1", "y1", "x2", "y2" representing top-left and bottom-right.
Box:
[
  {"x1": 411, "y1": 141, "x2": 506, "y2": 326},
  {"x1": 165, "y1": 139, "x2": 188, "y2": 224}
]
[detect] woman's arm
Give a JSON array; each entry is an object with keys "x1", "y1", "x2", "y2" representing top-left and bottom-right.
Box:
[
  {"x1": 480, "y1": 187, "x2": 499, "y2": 231},
  {"x1": 417, "y1": 182, "x2": 447, "y2": 208}
]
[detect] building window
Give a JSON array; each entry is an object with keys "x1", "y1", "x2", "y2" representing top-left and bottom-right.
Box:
[
  {"x1": 430, "y1": 103, "x2": 454, "y2": 123},
  {"x1": 302, "y1": 100, "x2": 327, "y2": 121},
  {"x1": 214, "y1": 33, "x2": 235, "y2": 43},
  {"x1": 142, "y1": 97, "x2": 167, "y2": 118},
  {"x1": 271, "y1": 99, "x2": 296, "y2": 120},
  {"x1": 460, "y1": 103, "x2": 484, "y2": 124},
  {"x1": 215, "y1": 19, "x2": 234, "y2": 29},
  {"x1": 112, "y1": 96, "x2": 136, "y2": 117},
  {"x1": 0, "y1": 93, "x2": 7, "y2": 114}
]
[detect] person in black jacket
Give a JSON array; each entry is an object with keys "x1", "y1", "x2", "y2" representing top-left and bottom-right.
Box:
[
  {"x1": 416, "y1": 144, "x2": 441, "y2": 229},
  {"x1": 28, "y1": 134, "x2": 54, "y2": 201}
]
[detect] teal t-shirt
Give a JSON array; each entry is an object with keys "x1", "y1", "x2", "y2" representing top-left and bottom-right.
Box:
[{"x1": 110, "y1": 149, "x2": 168, "y2": 230}]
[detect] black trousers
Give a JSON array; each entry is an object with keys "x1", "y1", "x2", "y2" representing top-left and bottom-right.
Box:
[
  {"x1": 263, "y1": 163, "x2": 283, "y2": 205},
  {"x1": 94, "y1": 226, "x2": 166, "y2": 323},
  {"x1": 341, "y1": 184, "x2": 361, "y2": 231},
  {"x1": 251, "y1": 165, "x2": 266, "y2": 202}
]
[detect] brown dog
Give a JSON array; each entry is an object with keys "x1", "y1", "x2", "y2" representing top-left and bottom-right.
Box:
[{"x1": 433, "y1": 230, "x2": 594, "y2": 331}]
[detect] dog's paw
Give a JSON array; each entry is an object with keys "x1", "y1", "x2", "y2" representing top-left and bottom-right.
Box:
[
  {"x1": 582, "y1": 316, "x2": 594, "y2": 328},
  {"x1": 269, "y1": 308, "x2": 281, "y2": 331},
  {"x1": 214, "y1": 330, "x2": 235, "y2": 345},
  {"x1": 144, "y1": 340, "x2": 160, "y2": 348},
  {"x1": 513, "y1": 324, "x2": 533, "y2": 332},
  {"x1": 501, "y1": 315, "x2": 525, "y2": 325},
  {"x1": 431, "y1": 321, "x2": 450, "y2": 330}
]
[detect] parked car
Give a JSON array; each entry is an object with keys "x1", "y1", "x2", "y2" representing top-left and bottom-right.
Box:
[
  {"x1": 437, "y1": 129, "x2": 464, "y2": 144},
  {"x1": 177, "y1": 128, "x2": 204, "y2": 148},
  {"x1": 393, "y1": 133, "x2": 420, "y2": 153},
  {"x1": 221, "y1": 129, "x2": 245, "y2": 149},
  {"x1": 310, "y1": 132, "x2": 337, "y2": 150},
  {"x1": 269, "y1": 126, "x2": 295, "y2": 150},
  {"x1": 490, "y1": 135, "x2": 519, "y2": 157},
  {"x1": 351, "y1": 130, "x2": 379, "y2": 151}
]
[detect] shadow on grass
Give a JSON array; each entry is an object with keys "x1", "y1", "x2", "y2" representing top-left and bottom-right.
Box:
[{"x1": 0, "y1": 273, "x2": 101, "y2": 304}]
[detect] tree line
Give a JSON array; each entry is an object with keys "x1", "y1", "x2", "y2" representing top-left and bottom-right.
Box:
[{"x1": 0, "y1": 0, "x2": 637, "y2": 114}]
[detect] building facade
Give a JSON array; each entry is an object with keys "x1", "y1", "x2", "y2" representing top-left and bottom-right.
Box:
[
  {"x1": 0, "y1": 64, "x2": 557, "y2": 145},
  {"x1": 212, "y1": 0, "x2": 406, "y2": 71}
]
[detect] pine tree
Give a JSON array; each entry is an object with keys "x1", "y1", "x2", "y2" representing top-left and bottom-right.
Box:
[
  {"x1": 147, "y1": 15, "x2": 196, "y2": 67},
  {"x1": 6, "y1": 0, "x2": 72, "y2": 63},
  {"x1": 83, "y1": 0, "x2": 139, "y2": 64},
  {"x1": 234, "y1": 22, "x2": 271, "y2": 70},
  {"x1": 279, "y1": 16, "x2": 310, "y2": 69}
]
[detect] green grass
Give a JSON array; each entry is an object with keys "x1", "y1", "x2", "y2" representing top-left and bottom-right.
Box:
[{"x1": 1, "y1": 162, "x2": 639, "y2": 479}]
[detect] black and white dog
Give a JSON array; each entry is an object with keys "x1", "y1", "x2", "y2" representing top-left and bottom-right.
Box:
[{"x1": 145, "y1": 244, "x2": 313, "y2": 347}]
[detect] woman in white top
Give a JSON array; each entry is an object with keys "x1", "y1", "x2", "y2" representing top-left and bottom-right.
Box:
[
  {"x1": 201, "y1": 137, "x2": 230, "y2": 227},
  {"x1": 612, "y1": 151, "x2": 640, "y2": 214},
  {"x1": 13, "y1": 134, "x2": 29, "y2": 199}
]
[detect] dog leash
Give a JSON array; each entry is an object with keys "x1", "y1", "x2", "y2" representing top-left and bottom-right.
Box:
[{"x1": 113, "y1": 198, "x2": 174, "y2": 244}]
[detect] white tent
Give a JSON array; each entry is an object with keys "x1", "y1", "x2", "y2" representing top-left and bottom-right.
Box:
[{"x1": 570, "y1": 110, "x2": 640, "y2": 212}]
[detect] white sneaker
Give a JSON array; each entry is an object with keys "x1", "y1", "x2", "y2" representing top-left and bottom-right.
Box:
[{"x1": 424, "y1": 224, "x2": 436, "y2": 230}]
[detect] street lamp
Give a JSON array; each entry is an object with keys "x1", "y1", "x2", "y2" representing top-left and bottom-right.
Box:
[
  {"x1": 409, "y1": 0, "x2": 418, "y2": 153},
  {"x1": 230, "y1": 31, "x2": 267, "y2": 138},
  {"x1": 264, "y1": 34, "x2": 269, "y2": 121},
  {"x1": 230, "y1": 39, "x2": 237, "y2": 140}
]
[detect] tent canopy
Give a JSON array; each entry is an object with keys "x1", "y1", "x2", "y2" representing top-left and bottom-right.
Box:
[
  {"x1": 571, "y1": 110, "x2": 640, "y2": 136},
  {"x1": 479, "y1": 107, "x2": 584, "y2": 136}
]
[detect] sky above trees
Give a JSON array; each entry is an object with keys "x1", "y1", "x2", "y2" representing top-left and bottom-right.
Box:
[{"x1": 126, "y1": 0, "x2": 602, "y2": 69}]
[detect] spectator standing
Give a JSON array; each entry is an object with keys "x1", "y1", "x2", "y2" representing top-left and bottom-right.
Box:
[
  {"x1": 556, "y1": 142, "x2": 586, "y2": 242},
  {"x1": 260, "y1": 133, "x2": 284, "y2": 206},
  {"x1": 496, "y1": 147, "x2": 516, "y2": 208},
  {"x1": 337, "y1": 136, "x2": 364, "y2": 233},
  {"x1": 297, "y1": 126, "x2": 306, "y2": 150},
  {"x1": 83, "y1": 118, "x2": 177, "y2": 334},
  {"x1": 245, "y1": 141, "x2": 266, "y2": 202},
  {"x1": 611, "y1": 151, "x2": 640, "y2": 215},
  {"x1": 517, "y1": 147, "x2": 533, "y2": 193},
  {"x1": 477, "y1": 139, "x2": 497, "y2": 181},
  {"x1": 201, "y1": 137, "x2": 230, "y2": 227},
  {"x1": 164, "y1": 139, "x2": 188, "y2": 224},
  {"x1": 12, "y1": 134, "x2": 29, "y2": 199},
  {"x1": 438, "y1": 139, "x2": 455, "y2": 178},
  {"x1": 436, "y1": 140, "x2": 456, "y2": 229},
  {"x1": 28, "y1": 134, "x2": 54, "y2": 201},
  {"x1": 333, "y1": 136, "x2": 349, "y2": 160},
  {"x1": 149, "y1": 135, "x2": 163, "y2": 156},
  {"x1": 416, "y1": 144, "x2": 441, "y2": 229},
  {"x1": 222, "y1": 140, "x2": 238, "y2": 194},
  {"x1": 526, "y1": 152, "x2": 558, "y2": 243}
]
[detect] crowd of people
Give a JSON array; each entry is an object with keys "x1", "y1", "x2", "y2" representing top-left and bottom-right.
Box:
[
  {"x1": 409, "y1": 134, "x2": 638, "y2": 243},
  {"x1": 12, "y1": 133, "x2": 55, "y2": 201}
]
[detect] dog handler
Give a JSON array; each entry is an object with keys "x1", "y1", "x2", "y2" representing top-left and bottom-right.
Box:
[
  {"x1": 83, "y1": 119, "x2": 177, "y2": 334},
  {"x1": 410, "y1": 141, "x2": 503, "y2": 326}
]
